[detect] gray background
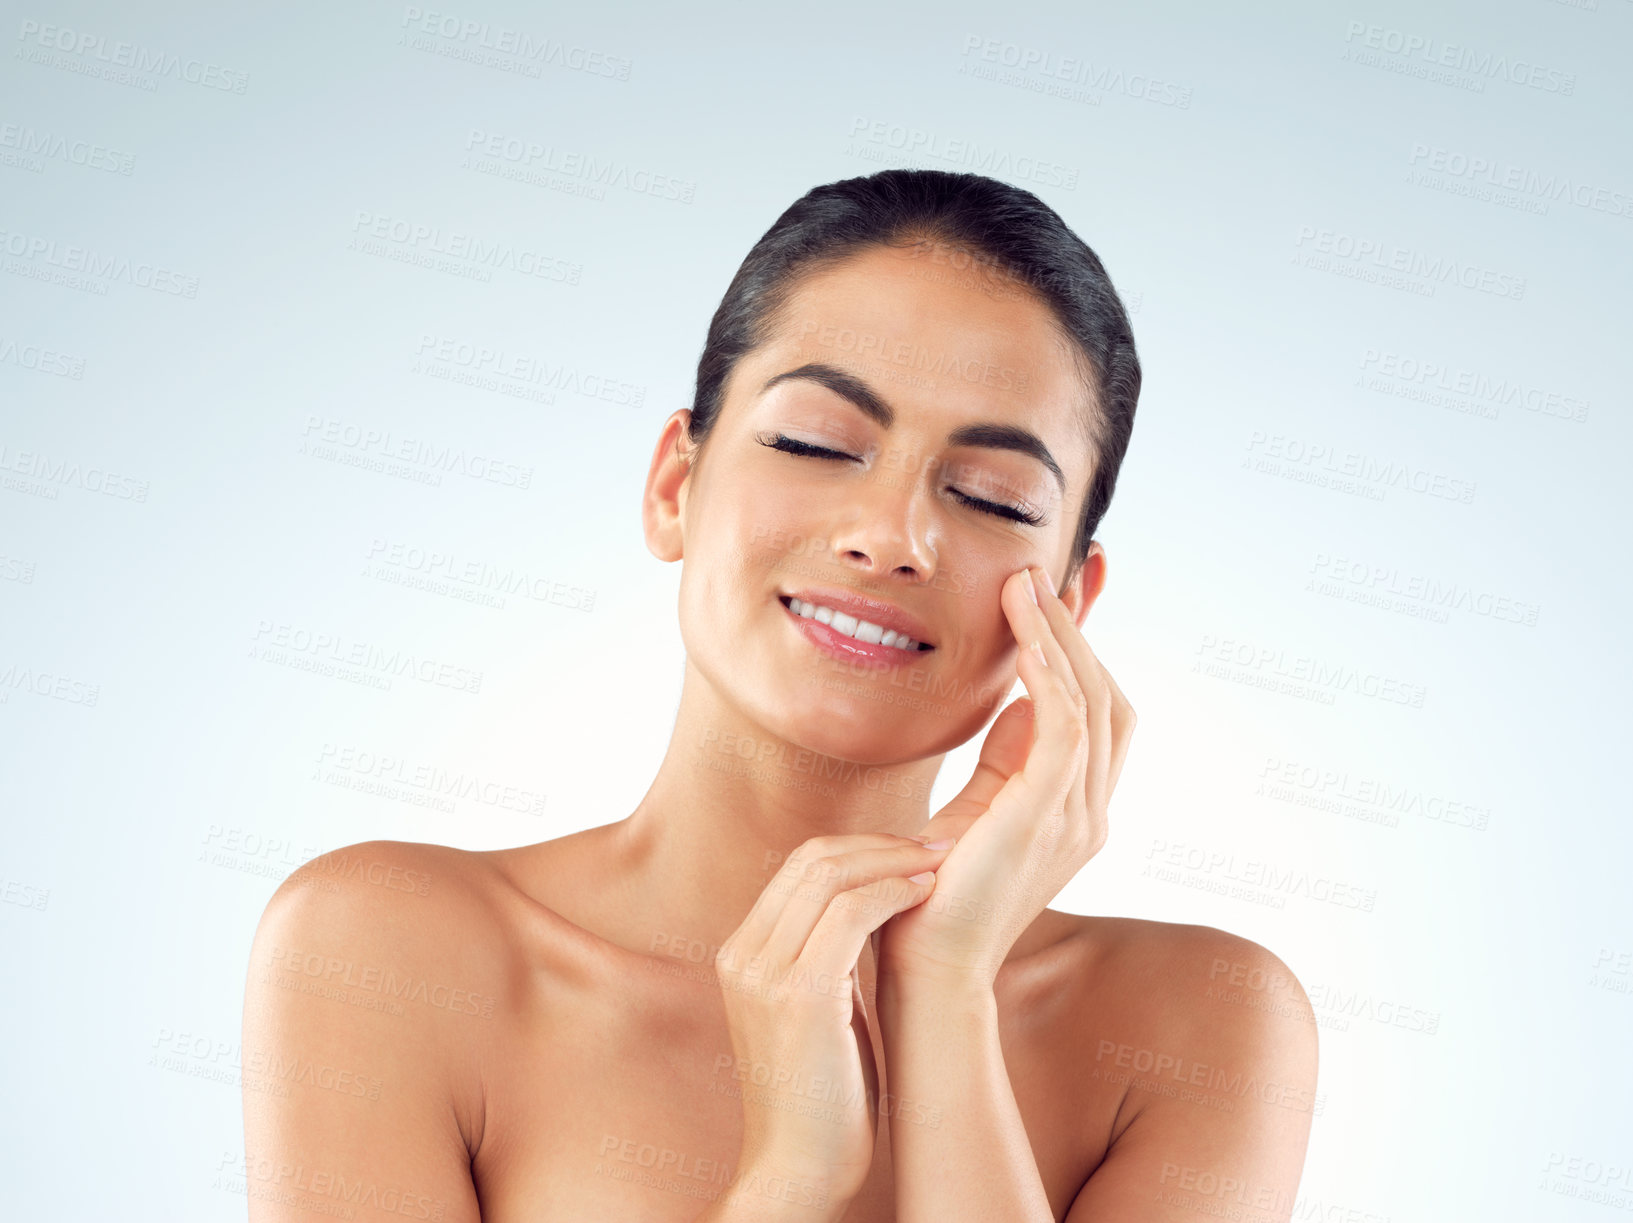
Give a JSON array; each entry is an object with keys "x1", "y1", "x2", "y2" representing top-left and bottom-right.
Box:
[{"x1": 2, "y1": 0, "x2": 1629, "y2": 1216}]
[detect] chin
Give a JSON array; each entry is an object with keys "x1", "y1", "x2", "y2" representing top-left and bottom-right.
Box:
[{"x1": 776, "y1": 689, "x2": 982, "y2": 768}]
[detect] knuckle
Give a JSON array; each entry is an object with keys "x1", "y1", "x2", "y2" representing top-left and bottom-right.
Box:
[
  {"x1": 839, "y1": 885, "x2": 891, "y2": 920},
  {"x1": 1036, "y1": 809, "x2": 1072, "y2": 846},
  {"x1": 1084, "y1": 820, "x2": 1109, "y2": 856},
  {"x1": 805, "y1": 857, "x2": 845, "y2": 887}
]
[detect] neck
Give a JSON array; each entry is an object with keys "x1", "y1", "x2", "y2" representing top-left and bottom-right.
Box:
[{"x1": 607, "y1": 656, "x2": 946, "y2": 961}]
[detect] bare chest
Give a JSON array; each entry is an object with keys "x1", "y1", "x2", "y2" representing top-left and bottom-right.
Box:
[{"x1": 469, "y1": 959, "x2": 1111, "y2": 1223}]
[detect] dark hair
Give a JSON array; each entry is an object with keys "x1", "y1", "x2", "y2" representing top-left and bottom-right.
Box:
[{"x1": 686, "y1": 168, "x2": 1140, "y2": 584}]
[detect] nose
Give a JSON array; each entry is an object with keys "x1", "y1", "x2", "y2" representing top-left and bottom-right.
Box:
[{"x1": 826, "y1": 468, "x2": 938, "y2": 583}]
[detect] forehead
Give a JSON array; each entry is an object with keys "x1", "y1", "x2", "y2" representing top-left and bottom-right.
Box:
[{"x1": 752, "y1": 242, "x2": 1093, "y2": 454}]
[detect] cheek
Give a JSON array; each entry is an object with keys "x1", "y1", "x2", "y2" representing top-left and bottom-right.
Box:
[
  {"x1": 731, "y1": 489, "x2": 839, "y2": 577},
  {"x1": 961, "y1": 555, "x2": 1030, "y2": 646}
]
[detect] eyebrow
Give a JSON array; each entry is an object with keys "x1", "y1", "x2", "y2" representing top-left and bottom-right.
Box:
[{"x1": 759, "y1": 362, "x2": 1066, "y2": 495}]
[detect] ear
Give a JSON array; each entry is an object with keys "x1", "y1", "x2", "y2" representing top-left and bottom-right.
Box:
[
  {"x1": 642, "y1": 410, "x2": 695, "y2": 563},
  {"x1": 1058, "y1": 541, "x2": 1107, "y2": 631}
]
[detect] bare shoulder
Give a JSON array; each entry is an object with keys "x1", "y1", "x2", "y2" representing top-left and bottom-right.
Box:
[
  {"x1": 1042, "y1": 914, "x2": 1320, "y2": 1220},
  {"x1": 1072, "y1": 913, "x2": 1313, "y2": 1011},
  {"x1": 245, "y1": 839, "x2": 526, "y2": 1160},
  {"x1": 239, "y1": 840, "x2": 539, "y2": 1220},
  {"x1": 255, "y1": 838, "x2": 518, "y2": 977},
  {"x1": 1058, "y1": 913, "x2": 1317, "y2": 1072}
]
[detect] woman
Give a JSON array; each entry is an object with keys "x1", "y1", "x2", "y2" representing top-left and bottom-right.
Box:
[{"x1": 241, "y1": 169, "x2": 1317, "y2": 1222}]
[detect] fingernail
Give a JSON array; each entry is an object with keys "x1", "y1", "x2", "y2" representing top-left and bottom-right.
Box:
[
  {"x1": 1023, "y1": 568, "x2": 1039, "y2": 605},
  {"x1": 921, "y1": 838, "x2": 955, "y2": 851},
  {"x1": 908, "y1": 871, "x2": 936, "y2": 885},
  {"x1": 1028, "y1": 640, "x2": 1049, "y2": 669}
]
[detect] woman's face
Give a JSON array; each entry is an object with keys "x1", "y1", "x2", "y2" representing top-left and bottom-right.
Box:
[{"x1": 653, "y1": 239, "x2": 1101, "y2": 766}]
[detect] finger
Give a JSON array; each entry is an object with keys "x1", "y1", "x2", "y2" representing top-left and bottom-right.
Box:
[
  {"x1": 1019, "y1": 567, "x2": 1120, "y2": 825},
  {"x1": 1001, "y1": 572, "x2": 1091, "y2": 819},
  {"x1": 1005, "y1": 568, "x2": 1093, "y2": 745},
  {"x1": 919, "y1": 696, "x2": 1037, "y2": 848},
  {"x1": 1023, "y1": 565, "x2": 1108, "y2": 727},
  {"x1": 1099, "y1": 668, "x2": 1138, "y2": 795},
  {"x1": 795, "y1": 873, "x2": 939, "y2": 1000},
  {"x1": 851, "y1": 974, "x2": 881, "y2": 1128},
  {"x1": 756, "y1": 844, "x2": 952, "y2": 967},
  {"x1": 1004, "y1": 567, "x2": 1077, "y2": 684},
  {"x1": 1037, "y1": 592, "x2": 1132, "y2": 820},
  {"x1": 728, "y1": 833, "x2": 934, "y2": 952}
]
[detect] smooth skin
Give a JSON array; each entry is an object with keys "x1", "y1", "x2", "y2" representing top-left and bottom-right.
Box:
[{"x1": 242, "y1": 240, "x2": 1317, "y2": 1222}]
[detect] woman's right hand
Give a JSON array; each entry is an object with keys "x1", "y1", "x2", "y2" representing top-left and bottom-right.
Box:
[{"x1": 713, "y1": 833, "x2": 953, "y2": 1211}]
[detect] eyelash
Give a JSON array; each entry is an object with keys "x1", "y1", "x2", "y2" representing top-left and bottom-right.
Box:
[{"x1": 756, "y1": 432, "x2": 1045, "y2": 526}]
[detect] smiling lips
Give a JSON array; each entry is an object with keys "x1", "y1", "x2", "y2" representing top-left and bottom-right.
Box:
[{"x1": 777, "y1": 586, "x2": 935, "y2": 665}]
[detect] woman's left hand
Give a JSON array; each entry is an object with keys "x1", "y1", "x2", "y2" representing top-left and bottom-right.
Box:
[{"x1": 875, "y1": 564, "x2": 1137, "y2": 992}]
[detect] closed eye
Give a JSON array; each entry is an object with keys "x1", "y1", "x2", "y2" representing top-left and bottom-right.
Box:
[
  {"x1": 760, "y1": 432, "x2": 856, "y2": 463},
  {"x1": 949, "y1": 489, "x2": 1044, "y2": 525},
  {"x1": 755, "y1": 431, "x2": 1044, "y2": 526}
]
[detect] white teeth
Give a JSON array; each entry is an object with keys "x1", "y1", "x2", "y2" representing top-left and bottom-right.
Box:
[{"x1": 787, "y1": 598, "x2": 923, "y2": 651}]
